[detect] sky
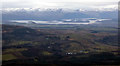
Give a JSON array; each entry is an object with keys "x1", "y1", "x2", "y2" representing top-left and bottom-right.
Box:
[{"x1": 1, "y1": 0, "x2": 120, "y2": 10}]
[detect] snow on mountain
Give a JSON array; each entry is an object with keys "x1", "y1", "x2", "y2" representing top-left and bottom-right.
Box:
[
  {"x1": 2, "y1": 7, "x2": 117, "y2": 12},
  {"x1": 2, "y1": 8, "x2": 118, "y2": 21}
]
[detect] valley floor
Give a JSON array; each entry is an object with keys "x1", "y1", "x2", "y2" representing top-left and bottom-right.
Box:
[{"x1": 2, "y1": 24, "x2": 120, "y2": 65}]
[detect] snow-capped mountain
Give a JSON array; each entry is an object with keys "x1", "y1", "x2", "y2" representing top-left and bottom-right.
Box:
[
  {"x1": 1, "y1": 8, "x2": 118, "y2": 21},
  {"x1": 2, "y1": 7, "x2": 117, "y2": 12}
]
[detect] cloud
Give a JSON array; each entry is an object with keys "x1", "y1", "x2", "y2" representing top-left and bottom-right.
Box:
[
  {"x1": 3, "y1": 0, "x2": 119, "y2": 2},
  {"x1": 2, "y1": 0, "x2": 119, "y2": 10},
  {"x1": 2, "y1": 0, "x2": 119, "y2": 3}
]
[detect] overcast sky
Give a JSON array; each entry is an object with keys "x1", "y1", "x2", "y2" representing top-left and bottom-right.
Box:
[{"x1": 2, "y1": 0, "x2": 120, "y2": 10}]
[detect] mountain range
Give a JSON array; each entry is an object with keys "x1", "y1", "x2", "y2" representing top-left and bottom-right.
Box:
[{"x1": 2, "y1": 8, "x2": 118, "y2": 21}]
